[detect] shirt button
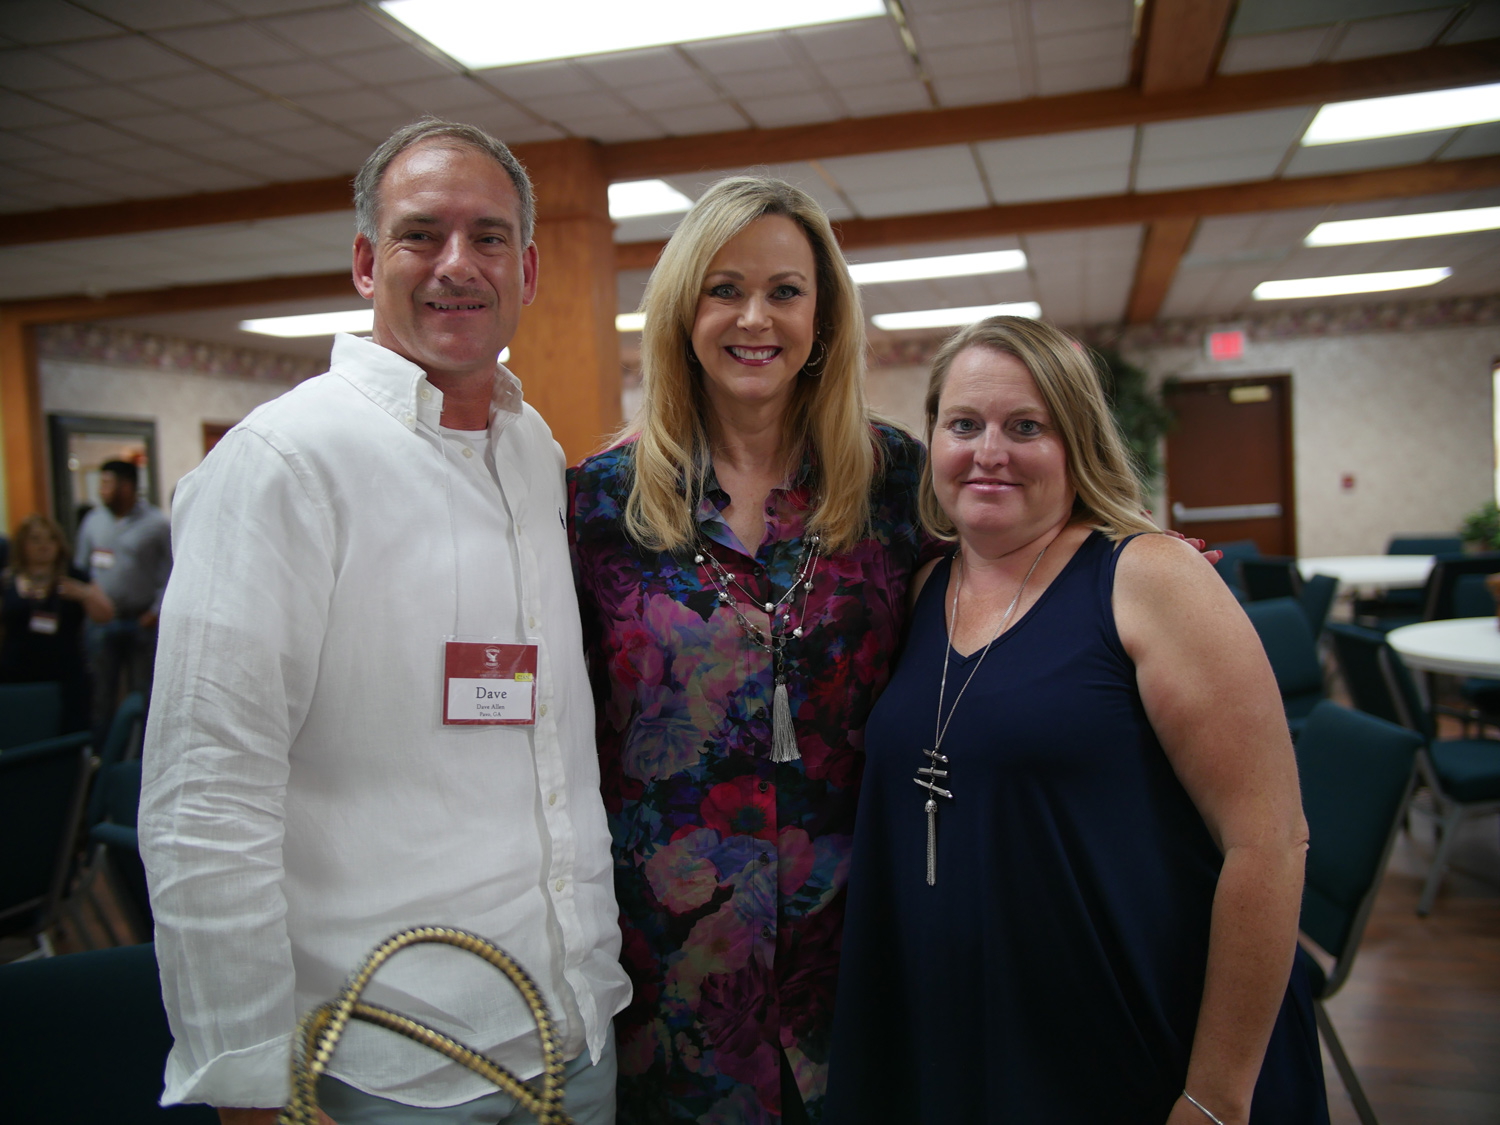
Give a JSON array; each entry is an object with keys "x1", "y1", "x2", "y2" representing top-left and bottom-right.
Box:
[
  {"x1": 758, "y1": 853, "x2": 770, "y2": 865},
  {"x1": 761, "y1": 925, "x2": 772, "y2": 939},
  {"x1": 754, "y1": 706, "x2": 767, "y2": 719},
  {"x1": 556, "y1": 879, "x2": 565, "y2": 893},
  {"x1": 548, "y1": 792, "x2": 557, "y2": 806},
  {"x1": 461, "y1": 446, "x2": 474, "y2": 459},
  {"x1": 539, "y1": 703, "x2": 549, "y2": 717},
  {"x1": 403, "y1": 412, "x2": 415, "y2": 425},
  {"x1": 528, "y1": 615, "x2": 537, "y2": 628},
  {"x1": 758, "y1": 780, "x2": 769, "y2": 793},
  {"x1": 419, "y1": 388, "x2": 432, "y2": 401}
]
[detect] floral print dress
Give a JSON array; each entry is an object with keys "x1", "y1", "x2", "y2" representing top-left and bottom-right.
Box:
[{"x1": 567, "y1": 425, "x2": 930, "y2": 1124}]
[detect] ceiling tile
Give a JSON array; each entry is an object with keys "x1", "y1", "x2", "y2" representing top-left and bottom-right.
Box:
[
  {"x1": 295, "y1": 87, "x2": 411, "y2": 122},
  {"x1": 75, "y1": 0, "x2": 238, "y2": 31},
  {"x1": 1027, "y1": 0, "x2": 1133, "y2": 37},
  {"x1": 36, "y1": 83, "x2": 165, "y2": 119},
  {"x1": 113, "y1": 110, "x2": 228, "y2": 144},
  {"x1": 1217, "y1": 28, "x2": 1331, "y2": 75},
  {"x1": 821, "y1": 144, "x2": 986, "y2": 217},
  {"x1": 0, "y1": 49, "x2": 97, "y2": 91},
  {"x1": 455, "y1": 103, "x2": 555, "y2": 142},
  {"x1": 0, "y1": 90, "x2": 78, "y2": 128},
  {"x1": 202, "y1": 99, "x2": 315, "y2": 134},
  {"x1": 480, "y1": 60, "x2": 599, "y2": 99},
  {"x1": 525, "y1": 92, "x2": 628, "y2": 123},
  {"x1": 620, "y1": 77, "x2": 721, "y2": 113},
  {"x1": 1282, "y1": 131, "x2": 1453, "y2": 177},
  {"x1": 102, "y1": 143, "x2": 204, "y2": 173},
  {"x1": 0, "y1": 2, "x2": 122, "y2": 45},
  {"x1": 819, "y1": 52, "x2": 916, "y2": 87},
  {"x1": 155, "y1": 23, "x2": 300, "y2": 67},
  {"x1": 133, "y1": 70, "x2": 260, "y2": 109},
  {"x1": 1136, "y1": 152, "x2": 1289, "y2": 191},
  {"x1": 229, "y1": 60, "x2": 361, "y2": 96},
  {"x1": 933, "y1": 71, "x2": 1025, "y2": 107},
  {"x1": 1442, "y1": 122, "x2": 1500, "y2": 160},
  {"x1": 837, "y1": 81, "x2": 932, "y2": 117},
  {"x1": 258, "y1": 121, "x2": 367, "y2": 155},
  {"x1": 1331, "y1": 10, "x2": 1452, "y2": 60},
  {"x1": 1139, "y1": 106, "x2": 1313, "y2": 163},
  {"x1": 218, "y1": 0, "x2": 339, "y2": 16},
  {"x1": 909, "y1": 7, "x2": 1014, "y2": 50},
  {"x1": 925, "y1": 42, "x2": 1021, "y2": 78},
  {"x1": 717, "y1": 66, "x2": 820, "y2": 101},
  {"x1": 741, "y1": 91, "x2": 841, "y2": 129},
  {"x1": 10, "y1": 179, "x2": 113, "y2": 207},
  {"x1": 386, "y1": 76, "x2": 498, "y2": 114},
  {"x1": 49, "y1": 36, "x2": 197, "y2": 82},
  {"x1": 651, "y1": 103, "x2": 749, "y2": 136},
  {"x1": 19, "y1": 119, "x2": 140, "y2": 154},
  {"x1": 102, "y1": 170, "x2": 186, "y2": 198},
  {"x1": 976, "y1": 126, "x2": 1134, "y2": 178},
  {"x1": 330, "y1": 45, "x2": 453, "y2": 85},
  {"x1": 13, "y1": 151, "x2": 120, "y2": 181},
  {"x1": 1445, "y1": 1, "x2": 1500, "y2": 42},
  {"x1": 0, "y1": 130, "x2": 62, "y2": 161},
  {"x1": 566, "y1": 114, "x2": 666, "y2": 143},
  {"x1": 1034, "y1": 24, "x2": 1133, "y2": 69},
  {"x1": 256, "y1": 8, "x2": 401, "y2": 54},
  {"x1": 489, "y1": 120, "x2": 567, "y2": 144},
  {"x1": 683, "y1": 32, "x2": 797, "y2": 74},
  {"x1": 792, "y1": 19, "x2": 907, "y2": 62},
  {"x1": 1035, "y1": 56, "x2": 1130, "y2": 95},
  {"x1": 579, "y1": 47, "x2": 697, "y2": 87}
]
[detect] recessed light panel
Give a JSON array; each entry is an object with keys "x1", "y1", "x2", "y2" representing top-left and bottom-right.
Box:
[
  {"x1": 240, "y1": 310, "x2": 374, "y2": 337},
  {"x1": 1302, "y1": 82, "x2": 1500, "y2": 145},
  {"x1": 1305, "y1": 206, "x2": 1500, "y2": 246},
  {"x1": 381, "y1": 0, "x2": 887, "y2": 70},
  {"x1": 1252, "y1": 268, "x2": 1451, "y2": 301},
  {"x1": 609, "y1": 180, "x2": 693, "y2": 220},
  {"x1": 871, "y1": 302, "x2": 1042, "y2": 330},
  {"x1": 848, "y1": 250, "x2": 1028, "y2": 285},
  {"x1": 616, "y1": 313, "x2": 646, "y2": 332}
]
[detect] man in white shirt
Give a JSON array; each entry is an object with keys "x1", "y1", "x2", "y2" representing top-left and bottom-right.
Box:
[{"x1": 140, "y1": 120, "x2": 630, "y2": 1125}]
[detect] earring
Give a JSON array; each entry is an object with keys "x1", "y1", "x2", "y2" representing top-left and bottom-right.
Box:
[{"x1": 801, "y1": 337, "x2": 827, "y2": 378}]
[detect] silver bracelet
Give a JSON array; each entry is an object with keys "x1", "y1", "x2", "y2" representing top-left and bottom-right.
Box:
[{"x1": 1183, "y1": 1090, "x2": 1227, "y2": 1125}]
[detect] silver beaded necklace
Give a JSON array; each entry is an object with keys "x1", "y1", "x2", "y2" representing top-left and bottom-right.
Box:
[
  {"x1": 695, "y1": 533, "x2": 822, "y2": 763},
  {"x1": 914, "y1": 542, "x2": 1049, "y2": 886}
]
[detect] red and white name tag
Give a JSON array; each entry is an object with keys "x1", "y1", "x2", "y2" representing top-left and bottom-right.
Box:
[
  {"x1": 443, "y1": 641, "x2": 538, "y2": 725},
  {"x1": 90, "y1": 549, "x2": 115, "y2": 570},
  {"x1": 29, "y1": 611, "x2": 59, "y2": 635}
]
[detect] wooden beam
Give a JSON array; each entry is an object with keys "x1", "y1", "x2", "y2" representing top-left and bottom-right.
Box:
[
  {"x1": 0, "y1": 271, "x2": 356, "y2": 324},
  {"x1": 0, "y1": 312, "x2": 46, "y2": 526},
  {"x1": 601, "y1": 39, "x2": 1500, "y2": 179},
  {"x1": 1140, "y1": 0, "x2": 1236, "y2": 94},
  {"x1": 2, "y1": 40, "x2": 1496, "y2": 249},
  {"x1": 1126, "y1": 218, "x2": 1199, "y2": 323},
  {"x1": 611, "y1": 155, "x2": 1500, "y2": 257}
]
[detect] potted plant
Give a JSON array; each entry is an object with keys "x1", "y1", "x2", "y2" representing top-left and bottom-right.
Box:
[{"x1": 1460, "y1": 500, "x2": 1500, "y2": 552}]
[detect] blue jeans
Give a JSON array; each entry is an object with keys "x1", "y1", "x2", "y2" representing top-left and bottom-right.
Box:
[{"x1": 316, "y1": 1025, "x2": 616, "y2": 1125}]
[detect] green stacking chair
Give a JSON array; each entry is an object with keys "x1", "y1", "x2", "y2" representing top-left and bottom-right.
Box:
[
  {"x1": 1298, "y1": 574, "x2": 1338, "y2": 639},
  {"x1": 0, "y1": 681, "x2": 64, "y2": 749},
  {"x1": 0, "y1": 943, "x2": 218, "y2": 1124},
  {"x1": 1244, "y1": 597, "x2": 1327, "y2": 738},
  {"x1": 1326, "y1": 623, "x2": 1405, "y2": 727},
  {"x1": 0, "y1": 736, "x2": 91, "y2": 953},
  {"x1": 1295, "y1": 701, "x2": 1423, "y2": 1125},
  {"x1": 1238, "y1": 556, "x2": 1301, "y2": 602}
]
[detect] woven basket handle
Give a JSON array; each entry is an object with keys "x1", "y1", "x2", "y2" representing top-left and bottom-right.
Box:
[{"x1": 278, "y1": 926, "x2": 574, "y2": 1125}]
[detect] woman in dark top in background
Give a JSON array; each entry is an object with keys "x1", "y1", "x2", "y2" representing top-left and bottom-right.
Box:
[
  {"x1": 826, "y1": 317, "x2": 1326, "y2": 1125},
  {"x1": 0, "y1": 513, "x2": 113, "y2": 733}
]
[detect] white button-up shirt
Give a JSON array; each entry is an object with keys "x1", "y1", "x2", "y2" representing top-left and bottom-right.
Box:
[{"x1": 140, "y1": 334, "x2": 629, "y2": 1109}]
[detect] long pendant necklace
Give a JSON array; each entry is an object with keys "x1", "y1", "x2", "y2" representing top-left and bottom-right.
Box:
[
  {"x1": 695, "y1": 533, "x2": 822, "y2": 763},
  {"x1": 916, "y1": 542, "x2": 1049, "y2": 886}
]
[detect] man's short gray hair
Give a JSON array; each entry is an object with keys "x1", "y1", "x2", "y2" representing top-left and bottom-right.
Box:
[{"x1": 353, "y1": 117, "x2": 535, "y2": 247}]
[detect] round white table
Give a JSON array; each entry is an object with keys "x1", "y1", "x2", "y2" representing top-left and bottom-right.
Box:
[
  {"x1": 1387, "y1": 617, "x2": 1500, "y2": 678},
  {"x1": 1296, "y1": 555, "x2": 1433, "y2": 591}
]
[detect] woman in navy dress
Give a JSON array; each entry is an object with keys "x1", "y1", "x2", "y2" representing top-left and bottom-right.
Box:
[{"x1": 825, "y1": 317, "x2": 1326, "y2": 1124}]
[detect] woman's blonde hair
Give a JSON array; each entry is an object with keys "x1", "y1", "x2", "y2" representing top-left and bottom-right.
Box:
[
  {"x1": 621, "y1": 176, "x2": 878, "y2": 553},
  {"x1": 917, "y1": 316, "x2": 1159, "y2": 544},
  {"x1": 10, "y1": 513, "x2": 71, "y2": 583}
]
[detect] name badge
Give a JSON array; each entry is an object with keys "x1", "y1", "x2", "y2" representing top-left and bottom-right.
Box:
[
  {"x1": 29, "y1": 611, "x2": 59, "y2": 635},
  {"x1": 90, "y1": 549, "x2": 115, "y2": 570},
  {"x1": 443, "y1": 641, "x2": 538, "y2": 725}
]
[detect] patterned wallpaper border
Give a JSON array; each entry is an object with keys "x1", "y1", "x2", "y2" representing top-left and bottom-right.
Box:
[
  {"x1": 868, "y1": 293, "x2": 1500, "y2": 368},
  {"x1": 38, "y1": 322, "x2": 325, "y2": 384}
]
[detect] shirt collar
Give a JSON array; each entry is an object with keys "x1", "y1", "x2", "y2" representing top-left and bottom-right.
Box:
[{"x1": 330, "y1": 333, "x2": 524, "y2": 438}]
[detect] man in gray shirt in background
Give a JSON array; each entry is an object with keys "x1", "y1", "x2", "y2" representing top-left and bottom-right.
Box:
[{"x1": 75, "y1": 459, "x2": 172, "y2": 738}]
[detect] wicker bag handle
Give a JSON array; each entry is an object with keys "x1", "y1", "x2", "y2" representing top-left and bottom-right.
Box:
[{"x1": 278, "y1": 926, "x2": 574, "y2": 1125}]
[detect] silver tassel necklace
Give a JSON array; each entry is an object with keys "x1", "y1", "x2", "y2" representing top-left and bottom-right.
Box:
[
  {"x1": 916, "y1": 541, "x2": 1049, "y2": 885},
  {"x1": 695, "y1": 534, "x2": 822, "y2": 763}
]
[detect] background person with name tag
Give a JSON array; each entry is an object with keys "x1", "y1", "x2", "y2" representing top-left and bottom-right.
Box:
[{"x1": 0, "y1": 513, "x2": 113, "y2": 734}]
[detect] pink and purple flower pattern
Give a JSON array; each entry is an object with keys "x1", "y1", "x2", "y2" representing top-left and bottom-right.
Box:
[{"x1": 568, "y1": 426, "x2": 930, "y2": 1124}]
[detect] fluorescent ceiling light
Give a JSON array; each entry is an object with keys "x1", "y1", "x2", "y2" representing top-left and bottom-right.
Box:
[
  {"x1": 381, "y1": 0, "x2": 886, "y2": 70},
  {"x1": 1305, "y1": 206, "x2": 1500, "y2": 246},
  {"x1": 871, "y1": 302, "x2": 1042, "y2": 331},
  {"x1": 616, "y1": 313, "x2": 646, "y2": 332},
  {"x1": 609, "y1": 180, "x2": 692, "y2": 220},
  {"x1": 848, "y1": 250, "x2": 1028, "y2": 285},
  {"x1": 1252, "y1": 268, "x2": 1451, "y2": 301},
  {"x1": 1302, "y1": 81, "x2": 1500, "y2": 145},
  {"x1": 240, "y1": 310, "x2": 373, "y2": 337}
]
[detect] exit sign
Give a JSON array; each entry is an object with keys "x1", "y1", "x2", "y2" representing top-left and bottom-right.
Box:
[{"x1": 1207, "y1": 329, "x2": 1246, "y2": 361}]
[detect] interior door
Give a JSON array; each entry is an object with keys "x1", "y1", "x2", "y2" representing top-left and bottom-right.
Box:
[{"x1": 1163, "y1": 376, "x2": 1295, "y2": 556}]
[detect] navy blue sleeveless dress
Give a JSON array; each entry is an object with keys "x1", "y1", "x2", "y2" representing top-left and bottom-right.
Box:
[{"x1": 825, "y1": 532, "x2": 1327, "y2": 1123}]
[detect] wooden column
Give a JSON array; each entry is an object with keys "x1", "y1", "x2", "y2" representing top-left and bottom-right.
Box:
[
  {"x1": 0, "y1": 311, "x2": 46, "y2": 529},
  {"x1": 508, "y1": 138, "x2": 621, "y2": 465}
]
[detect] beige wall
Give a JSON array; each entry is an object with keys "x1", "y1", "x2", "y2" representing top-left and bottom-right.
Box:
[
  {"x1": 40, "y1": 359, "x2": 296, "y2": 516},
  {"x1": 1122, "y1": 325, "x2": 1500, "y2": 557}
]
